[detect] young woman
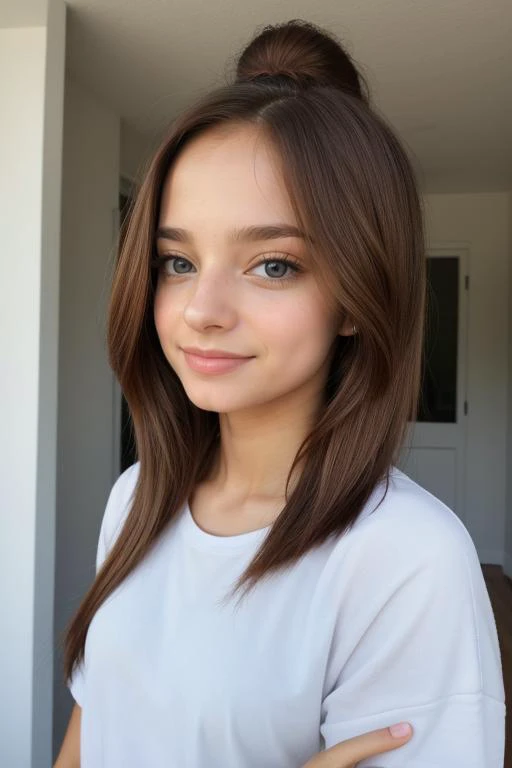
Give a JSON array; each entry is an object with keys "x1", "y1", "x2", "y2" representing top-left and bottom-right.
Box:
[{"x1": 56, "y1": 19, "x2": 505, "y2": 768}]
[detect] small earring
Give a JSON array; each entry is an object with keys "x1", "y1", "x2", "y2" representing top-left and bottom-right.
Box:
[{"x1": 352, "y1": 324, "x2": 357, "y2": 335}]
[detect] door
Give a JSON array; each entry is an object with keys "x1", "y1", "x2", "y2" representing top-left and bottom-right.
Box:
[{"x1": 397, "y1": 247, "x2": 469, "y2": 520}]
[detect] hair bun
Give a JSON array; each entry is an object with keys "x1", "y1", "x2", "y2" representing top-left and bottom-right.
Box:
[{"x1": 235, "y1": 19, "x2": 369, "y2": 102}]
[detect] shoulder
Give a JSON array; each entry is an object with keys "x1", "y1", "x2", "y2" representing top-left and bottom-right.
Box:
[
  {"x1": 322, "y1": 468, "x2": 504, "y2": 706},
  {"x1": 353, "y1": 466, "x2": 477, "y2": 552},
  {"x1": 104, "y1": 461, "x2": 140, "y2": 530},
  {"x1": 96, "y1": 462, "x2": 140, "y2": 569},
  {"x1": 111, "y1": 460, "x2": 140, "y2": 503},
  {"x1": 334, "y1": 466, "x2": 482, "y2": 590}
]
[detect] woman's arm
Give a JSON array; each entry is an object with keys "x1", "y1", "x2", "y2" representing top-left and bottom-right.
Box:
[{"x1": 53, "y1": 703, "x2": 81, "y2": 768}]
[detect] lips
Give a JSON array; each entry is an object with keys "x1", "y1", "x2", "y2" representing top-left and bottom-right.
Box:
[
  {"x1": 182, "y1": 349, "x2": 253, "y2": 375},
  {"x1": 181, "y1": 346, "x2": 251, "y2": 359}
]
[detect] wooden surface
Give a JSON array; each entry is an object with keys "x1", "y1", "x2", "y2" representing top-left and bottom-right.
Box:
[{"x1": 482, "y1": 564, "x2": 511, "y2": 767}]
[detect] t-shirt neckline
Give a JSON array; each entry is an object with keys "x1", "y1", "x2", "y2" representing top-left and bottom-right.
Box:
[
  {"x1": 180, "y1": 500, "x2": 273, "y2": 552},
  {"x1": 179, "y1": 466, "x2": 403, "y2": 552}
]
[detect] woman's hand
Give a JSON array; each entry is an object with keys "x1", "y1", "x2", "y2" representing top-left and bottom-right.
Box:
[{"x1": 301, "y1": 722, "x2": 413, "y2": 767}]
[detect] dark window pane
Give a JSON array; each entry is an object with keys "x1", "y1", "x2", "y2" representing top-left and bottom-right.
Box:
[{"x1": 417, "y1": 257, "x2": 459, "y2": 423}]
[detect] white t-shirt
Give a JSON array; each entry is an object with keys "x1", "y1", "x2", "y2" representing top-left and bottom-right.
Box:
[{"x1": 68, "y1": 462, "x2": 505, "y2": 767}]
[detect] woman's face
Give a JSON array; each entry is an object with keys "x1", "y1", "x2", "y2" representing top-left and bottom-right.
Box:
[{"x1": 154, "y1": 123, "x2": 351, "y2": 417}]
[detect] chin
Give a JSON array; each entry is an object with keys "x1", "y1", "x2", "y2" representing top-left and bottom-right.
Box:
[
  {"x1": 184, "y1": 394, "x2": 247, "y2": 414},
  {"x1": 180, "y1": 383, "x2": 269, "y2": 415}
]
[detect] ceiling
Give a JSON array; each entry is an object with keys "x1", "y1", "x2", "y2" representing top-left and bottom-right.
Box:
[{"x1": 7, "y1": 0, "x2": 512, "y2": 192}]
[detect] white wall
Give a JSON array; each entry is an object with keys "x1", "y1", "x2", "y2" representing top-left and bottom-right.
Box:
[
  {"x1": 424, "y1": 193, "x2": 510, "y2": 563},
  {"x1": 0, "y1": 1, "x2": 66, "y2": 765},
  {"x1": 120, "y1": 118, "x2": 155, "y2": 185},
  {"x1": 52, "y1": 74, "x2": 120, "y2": 759}
]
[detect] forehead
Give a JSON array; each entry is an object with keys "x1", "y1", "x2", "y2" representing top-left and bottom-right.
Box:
[{"x1": 158, "y1": 123, "x2": 296, "y2": 226}]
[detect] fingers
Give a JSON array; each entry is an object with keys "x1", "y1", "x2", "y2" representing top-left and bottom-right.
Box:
[{"x1": 301, "y1": 722, "x2": 413, "y2": 767}]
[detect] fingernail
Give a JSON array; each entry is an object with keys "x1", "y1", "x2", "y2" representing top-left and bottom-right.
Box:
[{"x1": 389, "y1": 722, "x2": 412, "y2": 738}]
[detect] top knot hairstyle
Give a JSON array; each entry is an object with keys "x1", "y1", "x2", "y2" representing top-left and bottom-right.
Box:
[
  {"x1": 63, "y1": 19, "x2": 426, "y2": 684},
  {"x1": 235, "y1": 19, "x2": 370, "y2": 101}
]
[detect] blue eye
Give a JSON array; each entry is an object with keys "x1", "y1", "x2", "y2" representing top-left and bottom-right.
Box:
[
  {"x1": 165, "y1": 256, "x2": 192, "y2": 275},
  {"x1": 150, "y1": 255, "x2": 192, "y2": 277},
  {"x1": 251, "y1": 257, "x2": 302, "y2": 282}
]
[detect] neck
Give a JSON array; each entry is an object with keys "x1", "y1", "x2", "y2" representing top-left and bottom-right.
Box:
[{"x1": 207, "y1": 388, "x2": 322, "y2": 502}]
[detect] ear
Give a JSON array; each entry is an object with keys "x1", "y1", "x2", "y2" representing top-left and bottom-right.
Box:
[{"x1": 338, "y1": 317, "x2": 356, "y2": 337}]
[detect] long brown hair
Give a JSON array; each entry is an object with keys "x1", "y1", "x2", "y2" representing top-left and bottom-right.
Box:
[{"x1": 63, "y1": 19, "x2": 426, "y2": 684}]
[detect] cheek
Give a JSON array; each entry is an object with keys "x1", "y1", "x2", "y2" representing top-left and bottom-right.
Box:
[
  {"x1": 153, "y1": 283, "x2": 172, "y2": 329},
  {"x1": 153, "y1": 286, "x2": 175, "y2": 341},
  {"x1": 265, "y1": 302, "x2": 334, "y2": 362}
]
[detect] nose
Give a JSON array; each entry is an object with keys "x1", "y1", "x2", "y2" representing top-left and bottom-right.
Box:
[{"x1": 182, "y1": 267, "x2": 238, "y2": 332}]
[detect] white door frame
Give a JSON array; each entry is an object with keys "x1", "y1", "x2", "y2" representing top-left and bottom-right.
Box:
[{"x1": 401, "y1": 242, "x2": 470, "y2": 520}]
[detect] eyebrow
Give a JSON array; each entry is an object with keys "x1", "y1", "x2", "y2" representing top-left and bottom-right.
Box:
[{"x1": 155, "y1": 224, "x2": 310, "y2": 244}]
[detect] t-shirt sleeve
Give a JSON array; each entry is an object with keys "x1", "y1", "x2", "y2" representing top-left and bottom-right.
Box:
[
  {"x1": 67, "y1": 462, "x2": 140, "y2": 706},
  {"x1": 319, "y1": 499, "x2": 506, "y2": 767}
]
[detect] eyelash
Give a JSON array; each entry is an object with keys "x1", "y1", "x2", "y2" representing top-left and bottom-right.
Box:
[{"x1": 150, "y1": 253, "x2": 303, "y2": 285}]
